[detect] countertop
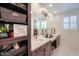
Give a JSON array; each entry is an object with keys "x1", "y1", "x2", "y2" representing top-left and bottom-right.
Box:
[
  {"x1": 31, "y1": 37, "x2": 50, "y2": 51},
  {"x1": 31, "y1": 33, "x2": 60, "y2": 51}
]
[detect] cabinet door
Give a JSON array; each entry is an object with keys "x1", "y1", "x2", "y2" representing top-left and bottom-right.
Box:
[
  {"x1": 31, "y1": 50, "x2": 37, "y2": 56},
  {"x1": 56, "y1": 35, "x2": 60, "y2": 46},
  {"x1": 36, "y1": 47, "x2": 44, "y2": 56},
  {"x1": 31, "y1": 41, "x2": 51, "y2": 56},
  {"x1": 44, "y1": 41, "x2": 51, "y2": 56}
]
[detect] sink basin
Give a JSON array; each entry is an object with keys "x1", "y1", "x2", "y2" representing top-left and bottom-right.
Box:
[
  {"x1": 39, "y1": 38, "x2": 47, "y2": 41},
  {"x1": 37, "y1": 36, "x2": 48, "y2": 41}
]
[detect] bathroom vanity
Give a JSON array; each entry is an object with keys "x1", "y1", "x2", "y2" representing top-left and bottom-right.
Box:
[
  {"x1": 31, "y1": 38, "x2": 51, "y2": 56},
  {"x1": 31, "y1": 33, "x2": 60, "y2": 56}
]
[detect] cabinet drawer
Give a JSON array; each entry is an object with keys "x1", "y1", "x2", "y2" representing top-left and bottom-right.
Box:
[
  {"x1": 0, "y1": 7, "x2": 27, "y2": 23},
  {"x1": 44, "y1": 41, "x2": 51, "y2": 56}
]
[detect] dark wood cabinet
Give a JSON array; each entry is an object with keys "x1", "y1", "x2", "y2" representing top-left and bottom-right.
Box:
[
  {"x1": 1, "y1": 46, "x2": 27, "y2": 56},
  {"x1": 56, "y1": 35, "x2": 60, "y2": 47},
  {"x1": 0, "y1": 7, "x2": 27, "y2": 24},
  {"x1": 0, "y1": 3, "x2": 28, "y2": 24},
  {"x1": 51, "y1": 35, "x2": 60, "y2": 49},
  {"x1": 44, "y1": 41, "x2": 51, "y2": 56},
  {"x1": 0, "y1": 3, "x2": 27, "y2": 14},
  {"x1": 31, "y1": 41, "x2": 51, "y2": 56},
  {"x1": 12, "y1": 3, "x2": 27, "y2": 10},
  {"x1": 0, "y1": 3, "x2": 31, "y2": 56}
]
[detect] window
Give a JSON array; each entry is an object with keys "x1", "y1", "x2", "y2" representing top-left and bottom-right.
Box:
[
  {"x1": 70, "y1": 16, "x2": 77, "y2": 29},
  {"x1": 63, "y1": 17, "x2": 69, "y2": 29},
  {"x1": 63, "y1": 16, "x2": 77, "y2": 30}
]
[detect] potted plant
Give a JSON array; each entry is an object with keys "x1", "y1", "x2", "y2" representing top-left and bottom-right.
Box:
[
  {"x1": 0, "y1": 27, "x2": 9, "y2": 39},
  {"x1": 0, "y1": 28, "x2": 3, "y2": 39}
]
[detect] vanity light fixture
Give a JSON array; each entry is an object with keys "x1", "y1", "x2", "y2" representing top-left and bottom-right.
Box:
[
  {"x1": 53, "y1": 10, "x2": 57, "y2": 14},
  {"x1": 49, "y1": 4, "x2": 53, "y2": 7}
]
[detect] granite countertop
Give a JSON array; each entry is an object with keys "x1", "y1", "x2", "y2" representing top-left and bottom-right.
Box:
[
  {"x1": 31, "y1": 33, "x2": 60, "y2": 51},
  {"x1": 31, "y1": 37, "x2": 50, "y2": 51}
]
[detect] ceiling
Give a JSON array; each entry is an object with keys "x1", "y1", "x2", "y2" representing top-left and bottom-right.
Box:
[{"x1": 39, "y1": 3, "x2": 79, "y2": 14}]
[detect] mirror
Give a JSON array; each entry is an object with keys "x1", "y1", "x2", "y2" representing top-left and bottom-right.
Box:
[{"x1": 32, "y1": 13, "x2": 48, "y2": 37}]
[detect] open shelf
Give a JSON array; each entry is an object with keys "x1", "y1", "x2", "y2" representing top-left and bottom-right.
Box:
[
  {"x1": 0, "y1": 36, "x2": 27, "y2": 45},
  {"x1": 0, "y1": 3, "x2": 31, "y2": 56},
  {"x1": 0, "y1": 19, "x2": 28, "y2": 25},
  {"x1": 1, "y1": 46, "x2": 27, "y2": 56},
  {"x1": 0, "y1": 3, "x2": 27, "y2": 15}
]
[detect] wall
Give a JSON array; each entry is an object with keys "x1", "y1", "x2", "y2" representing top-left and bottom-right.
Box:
[
  {"x1": 46, "y1": 13, "x2": 55, "y2": 34},
  {"x1": 53, "y1": 8, "x2": 79, "y2": 55}
]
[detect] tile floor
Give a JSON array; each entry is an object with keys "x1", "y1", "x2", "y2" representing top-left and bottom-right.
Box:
[{"x1": 51, "y1": 39, "x2": 79, "y2": 56}]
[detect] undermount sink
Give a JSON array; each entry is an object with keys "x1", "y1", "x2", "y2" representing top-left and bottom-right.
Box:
[
  {"x1": 37, "y1": 36, "x2": 48, "y2": 41},
  {"x1": 39, "y1": 38, "x2": 47, "y2": 41},
  {"x1": 36, "y1": 33, "x2": 59, "y2": 41}
]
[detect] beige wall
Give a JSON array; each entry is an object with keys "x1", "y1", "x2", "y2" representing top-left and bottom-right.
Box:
[
  {"x1": 46, "y1": 13, "x2": 54, "y2": 34},
  {"x1": 52, "y1": 8, "x2": 79, "y2": 55}
]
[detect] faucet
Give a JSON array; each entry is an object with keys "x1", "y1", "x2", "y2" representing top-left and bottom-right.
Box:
[{"x1": 53, "y1": 27, "x2": 56, "y2": 34}]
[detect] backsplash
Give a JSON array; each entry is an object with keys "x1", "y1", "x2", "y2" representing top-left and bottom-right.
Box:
[{"x1": 14, "y1": 24, "x2": 27, "y2": 37}]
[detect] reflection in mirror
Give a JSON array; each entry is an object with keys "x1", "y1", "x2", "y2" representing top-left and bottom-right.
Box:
[{"x1": 32, "y1": 13, "x2": 48, "y2": 37}]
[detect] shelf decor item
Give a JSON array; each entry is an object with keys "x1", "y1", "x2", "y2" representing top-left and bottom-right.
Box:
[
  {"x1": 0, "y1": 3, "x2": 31, "y2": 56},
  {"x1": 13, "y1": 43, "x2": 20, "y2": 49},
  {"x1": 0, "y1": 26, "x2": 9, "y2": 39}
]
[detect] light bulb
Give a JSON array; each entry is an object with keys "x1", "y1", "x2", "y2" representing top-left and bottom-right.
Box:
[{"x1": 49, "y1": 4, "x2": 53, "y2": 7}]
